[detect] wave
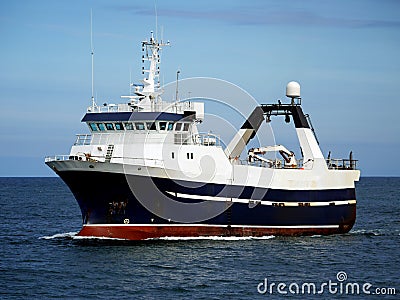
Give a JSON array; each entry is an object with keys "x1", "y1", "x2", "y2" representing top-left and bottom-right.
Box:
[
  {"x1": 39, "y1": 232, "x2": 275, "y2": 242},
  {"x1": 39, "y1": 229, "x2": 398, "y2": 242},
  {"x1": 348, "y1": 229, "x2": 397, "y2": 236},
  {"x1": 147, "y1": 235, "x2": 275, "y2": 241},
  {"x1": 39, "y1": 232, "x2": 79, "y2": 240},
  {"x1": 39, "y1": 232, "x2": 126, "y2": 241},
  {"x1": 72, "y1": 235, "x2": 127, "y2": 241}
]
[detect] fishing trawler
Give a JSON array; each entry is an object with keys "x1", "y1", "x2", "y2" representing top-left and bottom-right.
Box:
[{"x1": 45, "y1": 31, "x2": 360, "y2": 240}]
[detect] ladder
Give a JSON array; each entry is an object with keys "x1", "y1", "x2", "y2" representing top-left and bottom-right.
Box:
[{"x1": 105, "y1": 145, "x2": 114, "y2": 162}]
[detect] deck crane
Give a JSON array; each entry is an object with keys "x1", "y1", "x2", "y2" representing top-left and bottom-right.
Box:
[{"x1": 248, "y1": 145, "x2": 297, "y2": 168}]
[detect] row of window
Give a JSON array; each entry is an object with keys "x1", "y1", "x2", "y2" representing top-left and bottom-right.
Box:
[{"x1": 88, "y1": 121, "x2": 191, "y2": 132}]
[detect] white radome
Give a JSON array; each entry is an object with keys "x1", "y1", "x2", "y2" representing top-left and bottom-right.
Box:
[{"x1": 286, "y1": 81, "x2": 301, "y2": 98}]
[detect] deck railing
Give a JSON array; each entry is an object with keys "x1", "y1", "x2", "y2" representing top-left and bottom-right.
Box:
[
  {"x1": 72, "y1": 131, "x2": 222, "y2": 147},
  {"x1": 74, "y1": 134, "x2": 92, "y2": 145},
  {"x1": 238, "y1": 158, "x2": 295, "y2": 169},
  {"x1": 326, "y1": 158, "x2": 357, "y2": 170},
  {"x1": 44, "y1": 155, "x2": 164, "y2": 167},
  {"x1": 45, "y1": 155, "x2": 71, "y2": 162},
  {"x1": 86, "y1": 101, "x2": 197, "y2": 114},
  {"x1": 194, "y1": 133, "x2": 221, "y2": 147},
  {"x1": 46, "y1": 154, "x2": 358, "y2": 172},
  {"x1": 238, "y1": 157, "x2": 358, "y2": 170}
]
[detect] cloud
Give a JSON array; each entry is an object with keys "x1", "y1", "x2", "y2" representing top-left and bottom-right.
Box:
[{"x1": 110, "y1": 4, "x2": 400, "y2": 29}]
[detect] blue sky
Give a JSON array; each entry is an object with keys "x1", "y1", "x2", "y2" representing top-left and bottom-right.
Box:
[{"x1": 1, "y1": 0, "x2": 399, "y2": 176}]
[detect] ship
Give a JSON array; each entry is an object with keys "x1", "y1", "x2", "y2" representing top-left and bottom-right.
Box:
[{"x1": 45, "y1": 31, "x2": 360, "y2": 240}]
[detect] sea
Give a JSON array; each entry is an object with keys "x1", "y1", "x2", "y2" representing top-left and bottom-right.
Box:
[{"x1": 0, "y1": 177, "x2": 398, "y2": 299}]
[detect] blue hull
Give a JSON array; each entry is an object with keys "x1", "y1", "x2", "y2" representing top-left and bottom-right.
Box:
[{"x1": 57, "y1": 170, "x2": 356, "y2": 237}]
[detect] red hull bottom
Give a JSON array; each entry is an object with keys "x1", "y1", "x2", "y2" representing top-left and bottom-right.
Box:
[{"x1": 77, "y1": 224, "x2": 353, "y2": 240}]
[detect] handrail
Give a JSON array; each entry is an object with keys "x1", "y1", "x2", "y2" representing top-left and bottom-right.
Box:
[
  {"x1": 74, "y1": 134, "x2": 92, "y2": 146},
  {"x1": 194, "y1": 133, "x2": 221, "y2": 146},
  {"x1": 241, "y1": 157, "x2": 358, "y2": 170},
  {"x1": 45, "y1": 155, "x2": 71, "y2": 162},
  {"x1": 46, "y1": 155, "x2": 358, "y2": 171},
  {"x1": 44, "y1": 155, "x2": 164, "y2": 166},
  {"x1": 73, "y1": 132, "x2": 222, "y2": 147},
  {"x1": 326, "y1": 158, "x2": 358, "y2": 170},
  {"x1": 86, "y1": 101, "x2": 197, "y2": 114}
]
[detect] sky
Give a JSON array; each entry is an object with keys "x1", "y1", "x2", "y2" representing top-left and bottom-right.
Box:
[{"x1": 0, "y1": 0, "x2": 399, "y2": 176}]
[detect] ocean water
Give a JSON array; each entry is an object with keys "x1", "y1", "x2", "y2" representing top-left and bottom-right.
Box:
[{"x1": 0, "y1": 177, "x2": 398, "y2": 299}]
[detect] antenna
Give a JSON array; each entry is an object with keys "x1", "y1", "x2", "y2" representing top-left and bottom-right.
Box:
[
  {"x1": 175, "y1": 69, "x2": 180, "y2": 101},
  {"x1": 154, "y1": 1, "x2": 158, "y2": 41},
  {"x1": 129, "y1": 68, "x2": 132, "y2": 95},
  {"x1": 90, "y1": 9, "x2": 95, "y2": 108}
]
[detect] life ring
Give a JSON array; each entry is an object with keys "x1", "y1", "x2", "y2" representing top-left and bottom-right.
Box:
[{"x1": 124, "y1": 218, "x2": 130, "y2": 224}]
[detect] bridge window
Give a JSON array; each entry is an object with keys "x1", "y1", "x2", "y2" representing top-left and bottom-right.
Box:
[
  {"x1": 135, "y1": 122, "x2": 145, "y2": 130},
  {"x1": 167, "y1": 122, "x2": 174, "y2": 131},
  {"x1": 175, "y1": 123, "x2": 182, "y2": 131},
  {"x1": 183, "y1": 123, "x2": 190, "y2": 131},
  {"x1": 124, "y1": 122, "x2": 134, "y2": 130},
  {"x1": 146, "y1": 122, "x2": 156, "y2": 131},
  {"x1": 97, "y1": 123, "x2": 106, "y2": 131},
  {"x1": 105, "y1": 123, "x2": 114, "y2": 130},
  {"x1": 89, "y1": 123, "x2": 98, "y2": 131},
  {"x1": 115, "y1": 123, "x2": 124, "y2": 130},
  {"x1": 159, "y1": 122, "x2": 167, "y2": 131}
]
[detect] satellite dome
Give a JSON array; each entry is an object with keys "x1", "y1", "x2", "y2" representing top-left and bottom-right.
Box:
[{"x1": 286, "y1": 81, "x2": 301, "y2": 98}]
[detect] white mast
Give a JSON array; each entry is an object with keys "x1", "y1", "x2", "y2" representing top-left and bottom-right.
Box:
[
  {"x1": 154, "y1": 2, "x2": 158, "y2": 42},
  {"x1": 90, "y1": 9, "x2": 96, "y2": 110},
  {"x1": 131, "y1": 31, "x2": 169, "y2": 111}
]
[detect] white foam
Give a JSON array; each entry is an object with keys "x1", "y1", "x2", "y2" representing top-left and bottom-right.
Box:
[
  {"x1": 39, "y1": 231, "x2": 78, "y2": 240},
  {"x1": 40, "y1": 232, "x2": 275, "y2": 241},
  {"x1": 310, "y1": 235, "x2": 323, "y2": 238},
  {"x1": 72, "y1": 235, "x2": 127, "y2": 241},
  {"x1": 350, "y1": 229, "x2": 383, "y2": 236},
  {"x1": 146, "y1": 235, "x2": 275, "y2": 241}
]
